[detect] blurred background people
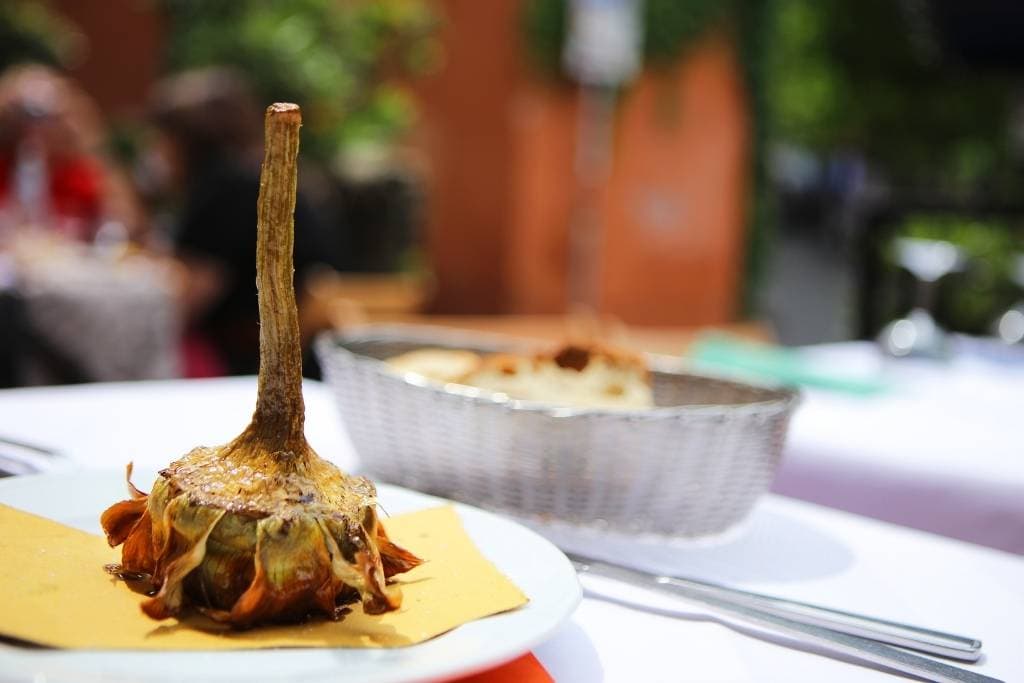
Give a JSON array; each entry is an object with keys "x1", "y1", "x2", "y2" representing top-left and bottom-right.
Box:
[
  {"x1": 0, "y1": 61, "x2": 156, "y2": 388},
  {"x1": 0, "y1": 63, "x2": 145, "y2": 243}
]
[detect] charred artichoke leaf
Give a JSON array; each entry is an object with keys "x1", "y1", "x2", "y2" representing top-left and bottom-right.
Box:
[
  {"x1": 226, "y1": 516, "x2": 336, "y2": 625},
  {"x1": 141, "y1": 495, "x2": 225, "y2": 620}
]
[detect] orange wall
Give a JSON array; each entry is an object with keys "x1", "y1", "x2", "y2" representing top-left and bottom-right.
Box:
[
  {"x1": 600, "y1": 36, "x2": 750, "y2": 325},
  {"x1": 414, "y1": 0, "x2": 525, "y2": 313},
  {"x1": 54, "y1": 0, "x2": 164, "y2": 119},
  {"x1": 418, "y1": 2, "x2": 751, "y2": 324},
  {"x1": 502, "y1": 81, "x2": 576, "y2": 313}
]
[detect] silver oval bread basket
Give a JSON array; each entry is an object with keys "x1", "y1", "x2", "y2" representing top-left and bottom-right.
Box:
[{"x1": 316, "y1": 325, "x2": 799, "y2": 540}]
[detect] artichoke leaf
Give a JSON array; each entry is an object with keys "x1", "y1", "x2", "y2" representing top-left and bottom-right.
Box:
[
  {"x1": 226, "y1": 515, "x2": 335, "y2": 625},
  {"x1": 141, "y1": 495, "x2": 225, "y2": 620}
]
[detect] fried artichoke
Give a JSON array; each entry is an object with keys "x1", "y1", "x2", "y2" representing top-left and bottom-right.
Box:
[{"x1": 101, "y1": 103, "x2": 420, "y2": 627}]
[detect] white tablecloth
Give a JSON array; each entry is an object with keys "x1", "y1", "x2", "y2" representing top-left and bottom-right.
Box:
[
  {"x1": 775, "y1": 342, "x2": 1024, "y2": 554},
  {"x1": 3, "y1": 236, "x2": 180, "y2": 382},
  {"x1": 0, "y1": 378, "x2": 1022, "y2": 682}
]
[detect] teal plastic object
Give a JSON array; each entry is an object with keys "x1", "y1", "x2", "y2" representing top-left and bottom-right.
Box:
[{"x1": 688, "y1": 335, "x2": 888, "y2": 395}]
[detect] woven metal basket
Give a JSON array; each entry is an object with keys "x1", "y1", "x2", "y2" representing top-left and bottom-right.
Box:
[{"x1": 316, "y1": 325, "x2": 799, "y2": 539}]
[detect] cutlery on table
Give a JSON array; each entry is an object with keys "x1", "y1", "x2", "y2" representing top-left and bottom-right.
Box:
[
  {"x1": 0, "y1": 435, "x2": 62, "y2": 457},
  {"x1": 570, "y1": 553, "x2": 1000, "y2": 683},
  {"x1": 0, "y1": 435, "x2": 65, "y2": 477}
]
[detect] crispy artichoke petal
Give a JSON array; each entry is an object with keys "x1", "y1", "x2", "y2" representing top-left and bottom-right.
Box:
[
  {"x1": 141, "y1": 495, "x2": 225, "y2": 620},
  {"x1": 147, "y1": 476, "x2": 175, "y2": 557},
  {"x1": 119, "y1": 508, "x2": 156, "y2": 576},
  {"x1": 376, "y1": 521, "x2": 424, "y2": 578},
  {"x1": 100, "y1": 497, "x2": 148, "y2": 548},
  {"x1": 100, "y1": 463, "x2": 150, "y2": 547},
  {"x1": 124, "y1": 462, "x2": 148, "y2": 500},
  {"x1": 317, "y1": 519, "x2": 370, "y2": 592},
  {"x1": 355, "y1": 514, "x2": 402, "y2": 615},
  {"x1": 191, "y1": 512, "x2": 259, "y2": 611},
  {"x1": 227, "y1": 515, "x2": 335, "y2": 626}
]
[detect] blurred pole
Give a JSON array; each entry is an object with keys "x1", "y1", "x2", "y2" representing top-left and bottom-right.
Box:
[
  {"x1": 567, "y1": 85, "x2": 615, "y2": 312},
  {"x1": 562, "y1": 0, "x2": 642, "y2": 313}
]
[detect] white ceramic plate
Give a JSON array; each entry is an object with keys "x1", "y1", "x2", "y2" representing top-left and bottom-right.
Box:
[{"x1": 0, "y1": 468, "x2": 581, "y2": 683}]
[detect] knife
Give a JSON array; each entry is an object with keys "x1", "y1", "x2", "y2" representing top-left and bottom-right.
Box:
[
  {"x1": 569, "y1": 553, "x2": 1000, "y2": 683},
  {"x1": 568, "y1": 551, "x2": 980, "y2": 661}
]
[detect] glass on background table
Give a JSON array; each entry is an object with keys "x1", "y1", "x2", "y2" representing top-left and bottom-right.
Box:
[
  {"x1": 877, "y1": 237, "x2": 965, "y2": 359},
  {"x1": 992, "y1": 253, "x2": 1024, "y2": 345}
]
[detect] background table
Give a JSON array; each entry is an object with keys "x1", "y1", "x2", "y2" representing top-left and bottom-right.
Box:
[
  {"x1": 1, "y1": 235, "x2": 180, "y2": 384},
  {"x1": 0, "y1": 378, "x2": 1021, "y2": 682},
  {"x1": 775, "y1": 341, "x2": 1024, "y2": 554}
]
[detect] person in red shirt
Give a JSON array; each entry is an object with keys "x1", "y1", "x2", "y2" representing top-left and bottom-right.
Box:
[{"x1": 0, "y1": 63, "x2": 144, "y2": 243}]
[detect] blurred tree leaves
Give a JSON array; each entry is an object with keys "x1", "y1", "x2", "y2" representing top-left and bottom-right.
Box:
[
  {"x1": 160, "y1": 0, "x2": 440, "y2": 161},
  {"x1": 766, "y1": 0, "x2": 1018, "y2": 197},
  {"x1": 769, "y1": 0, "x2": 1024, "y2": 332},
  {"x1": 0, "y1": 1, "x2": 85, "y2": 72},
  {"x1": 522, "y1": 0, "x2": 567, "y2": 75},
  {"x1": 642, "y1": 0, "x2": 731, "y2": 66}
]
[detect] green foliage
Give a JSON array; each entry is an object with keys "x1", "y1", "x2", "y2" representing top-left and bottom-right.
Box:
[
  {"x1": 736, "y1": 0, "x2": 772, "y2": 316},
  {"x1": 160, "y1": 0, "x2": 439, "y2": 160},
  {"x1": 642, "y1": 0, "x2": 731, "y2": 65},
  {"x1": 522, "y1": 0, "x2": 567, "y2": 75},
  {"x1": 765, "y1": 0, "x2": 1017, "y2": 195},
  {"x1": 0, "y1": 1, "x2": 84, "y2": 71},
  {"x1": 767, "y1": 1, "x2": 1024, "y2": 330},
  {"x1": 763, "y1": 1, "x2": 838, "y2": 149}
]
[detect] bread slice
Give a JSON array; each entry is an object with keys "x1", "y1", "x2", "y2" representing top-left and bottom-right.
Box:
[
  {"x1": 385, "y1": 348, "x2": 482, "y2": 384},
  {"x1": 459, "y1": 343, "x2": 653, "y2": 409}
]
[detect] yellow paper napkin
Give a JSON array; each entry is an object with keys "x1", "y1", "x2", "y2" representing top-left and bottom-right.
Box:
[{"x1": 0, "y1": 503, "x2": 527, "y2": 649}]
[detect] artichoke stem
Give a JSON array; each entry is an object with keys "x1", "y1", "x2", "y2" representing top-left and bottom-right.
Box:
[{"x1": 250, "y1": 103, "x2": 305, "y2": 453}]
